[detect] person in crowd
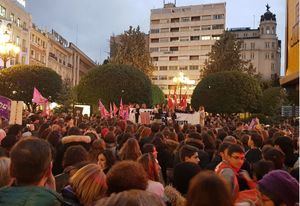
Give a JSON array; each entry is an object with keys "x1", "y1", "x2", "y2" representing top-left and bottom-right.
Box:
[
  {"x1": 199, "y1": 106, "x2": 205, "y2": 128},
  {"x1": 0, "y1": 137, "x2": 65, "y2": 205},
  {"x1": 186, "y1": 171, "x2": 233, "y2": 206},
  {"x1": 173, "y1": 144, "x2": 201, "y2": 196},
  {"x1": 118, "y1": 138, "x2": 142, "y2": 161},
  {"x1": 215, "y1": 144, "x2": 245, "y2": 200},
  {"x1": 138, "y1": 153, "x2": 164, "y2": 197},
  {"x1": 0, "y1": 157, "x2": 12, "y2": 188},
  {"x1": 263, "y1": 147, "x2": 286, "y2": 170},
  {"x1": 62, "y1": 164, "x2": 107, "y2": 206},
  {"x1": 95, "y1": 189, "x2": 166, "y2": 206},
  {"x1": 274, "y1": 136, "x2": 298, "y2": 169},
  {"x1": 106, "y1": 160, "x2": 148, "y2": 195},
  {"x1": 245, "y1": 133, "x2": 263, "y2": 166},
  {"x1": 97, "y1": 149, "x2": 116, "y2": 174},
  {"x1": 88, "y1": 139, "x2": 106, "y2": 163}
]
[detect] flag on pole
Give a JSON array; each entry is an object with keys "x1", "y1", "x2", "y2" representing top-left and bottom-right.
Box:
[
  {"x1": 180, "y1": 95, "x2": 187, "y2": 110},
  {"x1": 167, "y1": 95, "x2": 174, "y2": 109},
  {"x1": 98, "y1": 99, "x2": 109, "y2": 118},
  {"x1": 32, "y1": 87, "x2": 48, "y2": 105},
  {"x1": 109, "y1": 103, "x2": 113, "y2": 118},
  {"x1": 113, "y1": 103, "x2": 118, "y2": 116},
  {"x1": 119, "y1": 98, "x2": 124, "y2": 118}
]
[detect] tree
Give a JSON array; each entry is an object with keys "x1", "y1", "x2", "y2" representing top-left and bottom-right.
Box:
[
  {"x1": 191, "y1": 71, "x2": 262, "y2": 114},
  {"x1": 56, "y1": 79, "x2": 76, "y2": 112},
  {"x1": 76, "y1": 64, "x2": 152, "y2": 107},
  {"x1": 152, "y1": 85, "x2": 165, "y2": 106},
  {"x1": 261, "y1": 87, "x2": 288, "y2": 116},
  {"x1": 110, "y1": 26, "x2": 154, "y2": 75},
  {"x1": 202, "y1": 31, "x2": 255, "y2": 77},
  {"x1": 0, "y1": 65, "x2": 62, "y2": 111}
]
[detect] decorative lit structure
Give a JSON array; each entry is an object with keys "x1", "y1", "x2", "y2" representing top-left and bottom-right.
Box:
[
  {"x1": 172, "y1": 72, "x2": 195, "y2": 101},
  {"x1": 0, "y1": 31, "x2": 20, "y2": 68}
]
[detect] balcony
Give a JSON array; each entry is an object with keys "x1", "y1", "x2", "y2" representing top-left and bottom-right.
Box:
[{"x1": 49, "y1": 52, "x2": 57, "y2": 61}]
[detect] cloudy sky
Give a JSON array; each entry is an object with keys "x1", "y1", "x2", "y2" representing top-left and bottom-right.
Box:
[{"x1": 25, "y1": 0, "x2": 285, "y2": 71}]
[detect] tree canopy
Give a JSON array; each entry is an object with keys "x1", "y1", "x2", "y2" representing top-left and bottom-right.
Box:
[
  {"x1": 261, "y1": 87, "x2": 288, "y2": 116},
  {"x1": 0, "y1": 65, "x2": 62, "y2": 110},
  {"x1": 76, "y1": 64, "x2": 152, "y2": 107},
  {"x1": 152, "y1": 85, "x2": 165, "y2": 106},
  {"x1": 202, "y1": 31, "x2": 255, "y2": 77},
  {"x1": 110, "y1": 26, "x2": 154, "y2": 75},
  {"x1": 191, "y1": 71, "x2": 262, "y2": 113}
]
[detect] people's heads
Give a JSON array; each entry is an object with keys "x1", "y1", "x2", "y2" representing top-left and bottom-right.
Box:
[
  {"x1": 248, "y1": 133, "x2": 263, "y2": 148},
  {"x1": 218, "y1": 142, "x2": 233, "y2": 161},
  {"x1": 70, "y1": 164, "x2": 107, "y2": 205},
  {"x1": 227, "y1": 144, "x2": 245, "y2": 170},
  {"x1": 140, "y1": 127, "x2": 151, "y2": 139},
  {"x1": 0, "y1": 157, "x2": 11, "y2": 187},
  {"x1": 119, "y1": 138, "x2": 141, "y2": 161},
  {"x1": 89, "y1": 139, "x2": 106, "y2": 163},
  {"x1": 151, "y1": 122, "x2": 160, "y2": 134},
  {"x1": 142, "y1": 143, "x2": 158, "y2": 159},
  {"x1": 67, "y1": 127, "x2": 82, "y2": 135},
  {"x1": 263, "y1": 147, "x2": 285, "y2": 170},
  {"x1": 252, "y1": 160, "x2": 274, "y2": 181},
  {"x1": 97, "y1": 149, "x2": 116, "y2": 172},
  {"x1": 223, "y1": 135, "x2": 237, "y2": 144},
  {"x1": 137, "y1": 153, "x2": 160, "y2": 182},
  {"x1": 257, "y1": 170, "x2": 299, "y2": 206},
  {"x1": 273, "y1": 136, "x2": 294, "y2": 155},
  {"x1": 95, "y1": 189, "x2": 165, "y2": 206},
  {"x1": 10, "y1": 137, "x2": 52, "y2": 185},
  {"x1": 63, "y1": 145, "x2": 89, "y2": 169},
  {"x1": 187, "y1": 171, "x2": 232, "y2": 206},
  {"x1": 106, "y1": 161, "x2": 148, "y2": 194},
  {"x1": 179, "y1": 144, "x2": 200, "y2": 164}
]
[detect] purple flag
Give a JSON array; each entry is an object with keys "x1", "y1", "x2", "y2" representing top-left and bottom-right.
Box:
[{"x1": 0, "y1": 95, "x2": 11, "y2": 121}]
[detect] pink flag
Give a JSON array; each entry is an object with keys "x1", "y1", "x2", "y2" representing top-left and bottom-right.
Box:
[
  {"x1": 98, "y1": 99, "x2": 109, "y2": 118},
  {"x1": 113, "y1": 103, "x2": 118, "y2": 116},
  {"x1": 110, "y1": 103, "x2": 113, "y2": 118},
  {"x1": 32, "y1": 87, "x2": 48, "y2": 105},
  {"x1": 119, "y1": 98, "x2": 124, "y2": 118}
]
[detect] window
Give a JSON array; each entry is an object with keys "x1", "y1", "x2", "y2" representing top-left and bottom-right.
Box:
[
  {"x1": 151, "y1": 19, "x2": 160, "y2": 24},
  {"x1": 272, "y1": 42, "x2": 275, "y2": 48},
  {"x1": 190, "y1": 65, "x2": 199, "y2": 70},
  {"x1": 212, "y1": 24, "x2": 224, "y2": 30},
  {"x1": 169, "y1": 66, "x2": 178, "y2": 70},
  {"x1": 266, "y1": 26, "x2": 270, "y2": 34},
  {"x1": 23, "y1": 22, "x2": 26, "y2": 29},
  {"x1": 150, "y1": 29, "x2": 159, "y2": 33},
  {"x1": 169, "y1": 56, "x2": 178, "y2": 61},
  {"x1": 150, "y1": 47, "x2": 159, "y2": 52},
  {"x1": 170, "y1": 47, "x2": 178, "y2": 51},
  {"x1": 180, "y1": 36, "x2": 189, "y2": 42},
  {"x1": 159, "y1": 76, "x2": 167, "y2": 80},
  {"x1": 179, "y1": 66, "x2": 188, "y2": 70},
  {"x1": 0, "y1": 5, "x2": 6, "y2": 17},
  {"x1": 170, "y1": 27, "x2": 179, "y2": 32},
  {"x1": 271, "y1": 53, "x2": 274, "y2": 59},
  {"x1": 181, "y1": 17, "x2": 190, "y2": 22},
  {"x1": 250, "y1": 52, "x2": 255, "y2": 59},
  {"x1": 271, "y1": 63, "x2": 275, "y2": 72},
  {"x1": 168, "y1": 76, "x2": 174, "y2": 80},
  {"x1": 170, "y1": 37, "x2": 179, "y2": 42},
  {"x1": 180, "y1": 27, "x2": 189, "y2": 32},
  {"x1": 212, "y1": 35, "x2": 221, "y2": 40},
  {"x1": 152, "y1": 57, "x2": 158, "y2": 61},
  {"x1": 16, "y1": 36, "x2": 20, "y2": 46},
  {"x1": 160, "y1": 28, "x2": 169, "y2": 33},
  {"x1": 213, "y1": 14, "x2": 224, "y2": 19},
  {"x1": 159, "y1": 66, "x2": 168, "y2": 71},
  {"x1": 265, "y1": 42, "x2": 270, "y2": 48},
  {"x1": 244, "y1": 33, "x2": 248, "y2": 37},
  {"x1": 201, "y1": 35, "x2": 211, "y2": 40},
  {"x1": 242, "y1": 43, "x2": 247, "y2": 49},
  {"x1": 190, "y1": 55, "x2": 199, "y2": 60},
  {"x1": 191, "y1": 16, "x2": 200, "y2": 21},
  {"x1": 191, "y1": 36, "x2": 200, "y2": 41},
  {"x1": 191, "y1": 26, "x2": 200, "y2": 31},
  {"x1": 151, "y1": 38, "x2": 159, "y2": 43},
  {"x1": 10, "y1": 13, "x2": 14, "y2": 22},
  {"x1": 31, "y1": 49, "x2": 34, "y2": 57},
  {"x1": 202, "y1": 15, "x2": 211, "y2": 20},
  {"x1": 241, "y1": 53, "x2": 246, "y2": 59},
  {"x1": 201, "y1": 25, "x2": 211, "y2": 30},
  {"x1": 152, "y1": 76, "x2": 158, "y2": 80},
  {"x1": 251, "y1": 42, "x2": 255, "y2": 50},
  {"x1": 17, "y1": 18, "x2": 21, "y2": 27},
  {"x1": 171, "y1": 18, "x2": 180, "y2": 23},
  {"x1": 265, "y1": 53, "x2": 270, "y2": 59}
]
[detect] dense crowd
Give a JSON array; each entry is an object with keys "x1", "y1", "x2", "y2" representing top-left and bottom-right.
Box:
[{"x1": 0, "y1": 108, "x2": 298, "y2": 206}]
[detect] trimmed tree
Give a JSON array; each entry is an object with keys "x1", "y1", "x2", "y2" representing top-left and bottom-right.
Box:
[
  {"x1": 152, "y1": 84, "x2": 165, "y2": 106},
  {"x1": 76, "y1": 64, "x2": 152, "y2": 107},
  {"x1": 261, "y1": 87, "x2": 287, "y2": 116},
  {"x1": 191, "y1": 71, "x2": 262, "y2": 113},
  {"x1": 0, "y1": 65, "x2": 62, "y2": 111}
]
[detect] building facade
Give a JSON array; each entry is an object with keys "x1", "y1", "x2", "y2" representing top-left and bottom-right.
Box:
[
  {"x1": 0, "y1": 0, "x2": 31, "y2": 68},
  {"x1": 149, "y1": 2, "x2": 226, "y2": 97},
  {"x1": 29, "y1": 24, "x2": 48, "y2": 66},
  {"x1": 230, "y1": 5, "x2": 281, "y2": 80}
]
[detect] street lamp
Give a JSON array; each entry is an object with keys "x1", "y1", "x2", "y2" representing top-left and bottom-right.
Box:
[
  {"x1": 172, "y1": 72, "x2": 195, "y2": 102},
  {"x1": 0, "y1": 31, "x2": 20, "y2": 68}
]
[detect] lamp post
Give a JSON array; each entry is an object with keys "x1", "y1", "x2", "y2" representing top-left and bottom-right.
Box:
[
  {"x1": 0, "y1": 31, "x2": 20, "y2": 68},
  {"x1": 172, "y1": 72, "x2": 195, "y2": 102}
]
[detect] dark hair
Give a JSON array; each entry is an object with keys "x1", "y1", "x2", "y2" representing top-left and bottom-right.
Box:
[
  {"x1": 187, "y1": 171, "x2": 233, "y2": 206},
  {"x1": 46, "y1": 130, "x2": 61, "y2": 148},
  {"x1": 99, "y1": 149, "x2": 116, "y2": 169},
  {"x1": 151, "y1": 122, "x2": 160, "y2": 134},
  {"x1": 263, "y1": 148, "x2": 285, "y2": 169},
  {"x1": 63, "y1": 145, "x2": 89, "y2": 169},
  {"x1": 253, "y1": 160, "x2": 274, "y2": 181},
  {"x1": 188, "y1": 132, "x2": 202, "y2": 140},
  {"x1": 10, "y1": 137, "x2": 52, "y2": 185},
  {"x1": 142, "y1": 143, "x2": 155, "y2": 154},
  {"x1": 218, "y1": 142, "x2": 233, "y2": 154},
  {"x1": 179, "y1": 144, "x2": 199, "y2": 162},
  {"x1": 106, "y1": 161, "x2": 148, "y2": 194},
  {"x1": 227, "y1": 144, "x2": 244, "y2": 156},
  {"x1": 250, "y1": 133, "x2": 263, "y2": 148},
  {"x1": 7, "y1": 124, "x2": 23, "y2": 136},
  {"x1": 67, "y1": 127, "x2": 81, "y2": 135}
]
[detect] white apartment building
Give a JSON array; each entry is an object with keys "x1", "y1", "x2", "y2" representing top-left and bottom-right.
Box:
[
  {"x1": 149, "y1": 2, "x2": 226, "y2": 97},
  {"x1": 0, "y1": 0, "x2": 31, "y2": 68},
  {"x1": 230, "y1": 5, "x2": 281, "y2": 80}
]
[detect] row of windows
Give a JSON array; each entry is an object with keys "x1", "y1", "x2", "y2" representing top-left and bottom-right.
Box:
[
  {"x1": 150, "y1": 24, "x2": 224, "y2": 33},
  {"x1": 240, "y1": 42, "x2": 276, "y2": 50},
  {"x1": 31, "y1": 34, "x2": 47, "y2": 48},
  {"x1": 150, "y1": 45, "x2": 211, "y2": 52},
  {"x1": 30, "y1": 49, "x2": 46, "y2": 64},
  {"x1": 152, "y1": 55, "x2": 203, "y2": 61},
  {"x1": 240, "y1": 52, "x2": 275, "y2": 60},
  {"x1": 151, "y1": 14, "x2": 225, "y2": 24},
  {"x1": 0, "y1": 5, "x2": 26, "y2": 29},
  {"x1": 233, "y1": 32, "x2": 259, "y2": 38},
  {"x1": 150, "y1": 35, "x2": 220, "y2": 43},
  {"x1": 154, "y1": 65, "x2": 200, "y2": 71},
  {"x1": 152, "y1": 75, "x2": 199, "y2": 81}
]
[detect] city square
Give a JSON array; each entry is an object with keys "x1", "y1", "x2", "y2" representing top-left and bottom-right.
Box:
[{"x1": 0, "y1": 0, "x2": 299, "y2": 205}]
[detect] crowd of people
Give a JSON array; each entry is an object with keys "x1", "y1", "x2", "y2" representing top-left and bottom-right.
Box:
[{"x1": 0, "y1": 107, "x2": 299, "y2": 206}]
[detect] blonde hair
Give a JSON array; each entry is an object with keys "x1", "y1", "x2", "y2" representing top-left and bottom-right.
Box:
[
  {"x1": 70, "y1": 163, "x2": 107, "y2": 205},
  {"x1": 0, "y1": 157, "x2": 11, "y2": 187}
]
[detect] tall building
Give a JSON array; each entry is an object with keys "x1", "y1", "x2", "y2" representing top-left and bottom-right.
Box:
[
  {"x1": 149, "y1": 2, "x2": 226, "y2": 97},
  {"x1": 29, "y1": 23, "x2": 48, "y2": 66},
  {"x1": 280, "y1": 0, "x2": 299, "y2": 89},
  {"x1": 230, "y1": 5, "x2": 281, "y2": 80},
  {"x1": 0, "y1": 0, "x2": 31, "y2": 67}
]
